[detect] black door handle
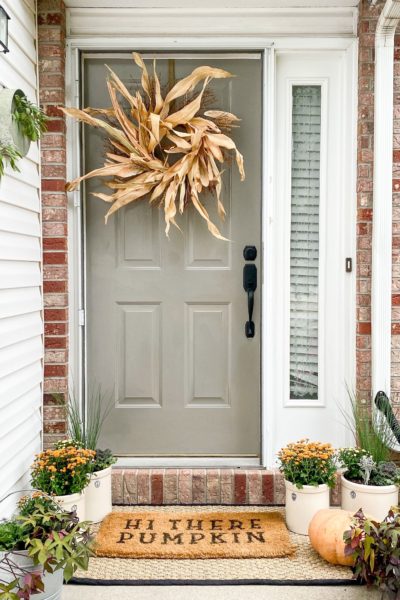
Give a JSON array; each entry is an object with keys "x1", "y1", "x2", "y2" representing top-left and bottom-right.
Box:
[{"x1": 243, "y1": 263, "x2": 257, "y2": 338}]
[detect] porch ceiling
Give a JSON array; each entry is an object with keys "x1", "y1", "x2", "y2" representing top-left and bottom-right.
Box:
[{"x1": 65, "y1": 0, "x2": 360, "y2": 7}]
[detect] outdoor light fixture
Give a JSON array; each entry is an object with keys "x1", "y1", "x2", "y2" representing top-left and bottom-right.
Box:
[{"x1": 0, "y1": 6, "x2": 10, "y2": 53}]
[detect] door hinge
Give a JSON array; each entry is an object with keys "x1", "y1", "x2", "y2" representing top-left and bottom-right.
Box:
[
  {"x1": 345, "y1": 257, "x2": 353, "y2": 273},
  {"x1": 78, "y1": 309, "x2": 85, "y2": 327}
]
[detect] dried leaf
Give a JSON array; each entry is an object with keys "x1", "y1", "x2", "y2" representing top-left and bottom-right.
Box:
[
  {"x1": 63, "y1": 53, "x2": 245, "y2": 240},
  {"x1": 164, "y1": 66, "x2": 233, "y2": 105}
]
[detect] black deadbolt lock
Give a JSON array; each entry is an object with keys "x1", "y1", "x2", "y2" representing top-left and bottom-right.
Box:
[{"x1": 243, "y1": 245, "x2": 257, "y2": 261}]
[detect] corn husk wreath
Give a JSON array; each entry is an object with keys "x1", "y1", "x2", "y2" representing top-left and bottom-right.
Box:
[{"x1": 61, "y1": 53, "x2": 245, "y2": 240}]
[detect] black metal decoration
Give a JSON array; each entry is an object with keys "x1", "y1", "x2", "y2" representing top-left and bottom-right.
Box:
[
  {"x1": 243, "y1": 263, "x2": 257, "y2": 338},
  {"x1": 375, "y1": 391, "x2": 400, "y2": 444},
  {"x1": 0, "y1": 6, "x2": 10, "y2": 54}
]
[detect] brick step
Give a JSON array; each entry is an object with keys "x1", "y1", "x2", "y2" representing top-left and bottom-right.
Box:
[{"x1": 111, "y1": 469, "x2": 342, "y2": 506}]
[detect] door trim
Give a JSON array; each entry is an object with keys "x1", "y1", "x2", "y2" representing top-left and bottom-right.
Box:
[{"x1": 66, "y1": 35, "x2": 357, "y2": 468}]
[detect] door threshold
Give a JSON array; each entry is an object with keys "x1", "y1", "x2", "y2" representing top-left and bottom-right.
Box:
[{"x1": 115, "y1": 457, "x2": 262, "y2": 468}]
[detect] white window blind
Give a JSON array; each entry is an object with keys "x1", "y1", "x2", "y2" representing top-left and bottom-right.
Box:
[{"x1": 289, "y1": 85, "x2": 321, "y2": 400}]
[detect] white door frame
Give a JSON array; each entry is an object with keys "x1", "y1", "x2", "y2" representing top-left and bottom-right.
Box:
[{"x1": 65, "y1": 35, "x2": 357, "y2": 468}]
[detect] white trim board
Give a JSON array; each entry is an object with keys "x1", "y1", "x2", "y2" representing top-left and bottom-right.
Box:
[
  {"x1": 66, "y1": 7, "x2": 358, "y2": 38},
  {"x1": 66, "y1": 36, "x2": 357, "y2": 468},
  {"x1": 65, "y1": 1, "x2": 360, "y2": 7},
  {"x1": 116, "y1": 458, "x2": 261, "y2": 468}
]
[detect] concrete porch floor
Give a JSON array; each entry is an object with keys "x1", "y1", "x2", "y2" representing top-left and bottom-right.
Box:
[{"x1": 62, "y1": 584, "x2": 381, "y2": 599}]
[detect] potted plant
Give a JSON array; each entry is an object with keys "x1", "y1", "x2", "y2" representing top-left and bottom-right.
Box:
[
  {"x1": 0, "y1": 494, "x2": 92, "y2": 600},
  {"x1": 277, "y1": 439, "x2": 337, "y2": 535},
  {"x1": 339, "y1": 392, "x2": 400, "y2": 521},
  {"x1": 85, "y1": 449, "x2": 117, "y2": 523},
  {"x1": 65, "y1": 388, "x2": 116, "y2": 522},
  {"x1": 31, "y1": 446, "x2": 95, "y2": 521},
  {"x1": 338, "y1": 447, "x2": 399, "y2": 521},
  {"x1": 0, "y1": 88, "x2": 47, "y2": 178},
  {"x1": 12, "y1": 93, "x2": 47, "y2": 143},
  {"x1": 343, "y1": 508, "x2": 400, "y2": 599}
]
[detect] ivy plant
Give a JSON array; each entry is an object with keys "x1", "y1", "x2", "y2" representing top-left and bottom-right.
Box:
[
  {"x1": 0, "y1": 144, "x2": 21, "y2": 178},
  {"x1": 0, "y1": 92, "x2": 47, "y2": 181},
  {"x1": 12, "y1": 94, "x2": 47, "y2": 142}
]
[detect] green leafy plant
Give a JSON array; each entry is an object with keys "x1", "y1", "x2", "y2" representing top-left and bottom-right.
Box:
[
  {"x1": 277, "y1": 439, "x2": 337, "y2": 489},
  {"x1": 91, "y1": 448, "x2": 117, "y2": 472},
  {"x1": 344, "y1": 509, "x2": 400, "y2": 599},
  {"x1": 0, "y1": 521, "x2": 25, "y2": 552},
  {"x1": 338, "y1": 448, "x2": 400, "y2": 487},
  {"x1": 12, "y1": 94, "x2": 47, "y2": 142},
  {"x1": 337, "y1": 447, "x2": 372, "y2": 482},
  {"x1": 31, "y1": 446, "x2": 95, "y2": 496},
  {"x1": 0, "y1": 144, "x2": 21, "y2": 178},
  {"x1": 0, "y1": 494, "x2": 93, "y2": 599}
]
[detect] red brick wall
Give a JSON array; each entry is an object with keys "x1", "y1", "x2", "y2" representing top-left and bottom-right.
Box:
[
  {"x1": 392, "y1": 30, "x2": 400, "y2": 416},
  {"x1": 38, "y1": 0, "x2": 68, "y2": 448}
]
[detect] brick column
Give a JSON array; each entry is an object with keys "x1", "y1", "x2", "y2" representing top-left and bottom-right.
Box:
[
  {"x1": 38, "y1": 0, "x2": 68, "y2": 448},
  {"x1": 392, "y1": 31, "x2": 400, "y2": 416},
  {"x1": 357, "y1": 1, "x2": 381, "y2": 402},
  {"x1": 358, "y1": 1, "x2": 400, "y2": 422}
]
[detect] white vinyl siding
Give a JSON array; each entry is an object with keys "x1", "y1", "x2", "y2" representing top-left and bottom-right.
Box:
[
  {"x1": 289, "y1": 85, "x2": 321, "y2": 401},
  {"x1": 0, "y1": 0, "x2": 42, "y2": 517}
]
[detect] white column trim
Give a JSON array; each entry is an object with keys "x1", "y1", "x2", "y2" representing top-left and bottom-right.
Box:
[{"x1": 372, "y1": 0, "x2": 400, "y2": 398}]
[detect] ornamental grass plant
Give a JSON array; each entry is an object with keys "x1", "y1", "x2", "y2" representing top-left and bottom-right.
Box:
[
  {"x1": 277, "y1": 439, "x2": 337, "y2": 489},
  {"x1": 342, "y1": 389, "x2": 392, "y2": 463},
  {"x1": 339, "y1": 390, "x2": 400, "y2": 486},
  {"x1": 31, "y1": 446, "x2": 95, "y2": 496},
  {"x1": 66, "y1": 387, "x2": 114, "y2": 451}
]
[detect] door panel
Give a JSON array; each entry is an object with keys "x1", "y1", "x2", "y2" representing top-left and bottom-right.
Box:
[
  {"x1": 83, "y1": 54, "x2": 262, "y2": 457},
  {"x1": 272, "y1": 51, "x2": 350, "y2": 454}
]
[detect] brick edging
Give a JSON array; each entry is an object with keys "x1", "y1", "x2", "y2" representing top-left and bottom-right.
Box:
[{"x1": 111, "y1": 469, "x2": 342, "y2": 506}]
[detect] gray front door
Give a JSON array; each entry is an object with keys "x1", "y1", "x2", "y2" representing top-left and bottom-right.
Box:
[{"x1": 84, "y1": 54, "x2": 262, "y2": 458}]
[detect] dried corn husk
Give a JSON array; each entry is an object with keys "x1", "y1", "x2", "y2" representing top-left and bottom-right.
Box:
[{"x1": 61, "y1": 53, "x2": 245, "y2": 239}]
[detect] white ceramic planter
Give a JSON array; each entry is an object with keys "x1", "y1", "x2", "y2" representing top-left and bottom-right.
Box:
[
  {"x1": 85, "y1": 466, "x2": 112, "y2": 522},
  {"x1": 0, "y1": 550, "x2": 63, "y2": 600},
  {"x1": 285, "y1": 479, "x2": 330, "y2": 535},
  {"x1": 341, "y1": 474, "x2": 399, "y2": 521},
  {"x1": 53, "y1": 491, "x2": 85, "y2": 521}
]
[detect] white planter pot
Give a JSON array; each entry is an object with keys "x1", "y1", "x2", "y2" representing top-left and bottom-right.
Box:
[
  {"x1": 0, "y1": 550, "x2": 63, "y2": 600},
  {"x1": 285, "y1": 479, "x2": 330, "y2": 535},
  {"x1": 85, "y1": 466, "x2": 112, "y2": 522},
  {"x1": 53, "y1": 491, "x2": 86, "y2": 521},
  {"x1": 341, "y1": 474, "x2": 399, "y2": 522}
]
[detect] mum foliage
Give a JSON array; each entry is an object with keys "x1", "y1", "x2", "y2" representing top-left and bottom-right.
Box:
[
  {"x1": 277, "y1": 439, "x2": 337, "y2": 489},
  {"x1": 31, "y1": 446, "x2": 95, "y2": 496},
  {"x1": 61, "y1": 53, "x2": 245, "y2": 240}
]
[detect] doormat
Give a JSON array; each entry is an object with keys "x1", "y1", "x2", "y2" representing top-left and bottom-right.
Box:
[
  {"x1": 70, "y1": 506, "x2": 356, "y2": 585},
  {"x1": 94, "y1": 510, "x2": 295, "y2": 559}
]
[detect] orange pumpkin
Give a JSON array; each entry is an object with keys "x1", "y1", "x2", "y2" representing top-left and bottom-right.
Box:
[{"x1": 308, "y1": 509, "x2": 355, "y2": 566}]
